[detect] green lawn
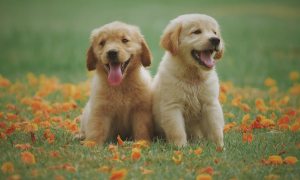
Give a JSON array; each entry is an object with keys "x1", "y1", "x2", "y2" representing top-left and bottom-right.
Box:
[{"x1": 0, "y1": 0, "x2": 300, "y2": 179}]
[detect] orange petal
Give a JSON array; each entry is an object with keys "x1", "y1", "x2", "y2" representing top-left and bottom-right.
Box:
[
  {"x1": 131, "y1": 148, "x2": 141, "y2": 161},
  {"x1": 21, "y1": 151, "x2": 36, "y2": 165},
  {"x1": 1, "y1": 162, "x2": 14, "y2": 173},
  {"x1": 283, "y1": 156, "x2": 298, "y2": 165},
  {"x1": 117, "y1": 135, "x2": 124, "y2": 146},
  {"x1": 196, "y1": 174, "x2": 212, "y2": 180},
  {"x1": 110, "y1": 169, "x2": 127, "y2": 180},
  {"x1": 268, "y1": 155, "x2": 283, "y2": 165}
]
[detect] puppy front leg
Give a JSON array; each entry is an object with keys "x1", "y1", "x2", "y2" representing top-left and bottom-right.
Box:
[
  {"x1": 202, "y1": 101, "x2": 224, "y2": 148},
  {"x1": 85, "y1": 114, "x2": 111, "y2": 146},
  {"x1": 160, "y1": 109, "x2": 187, "y2": 147},
  {"x1": 132, "y1": 110, "x2": 153, "y2": 141}
]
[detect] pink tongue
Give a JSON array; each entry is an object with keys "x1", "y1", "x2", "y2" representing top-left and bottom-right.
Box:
[
  {"x1": 108, "y1": 64, "x2": 123, "y2": 86},
  {"x1": 200, "y1": 51, "x2": 215, "y2": 68}
]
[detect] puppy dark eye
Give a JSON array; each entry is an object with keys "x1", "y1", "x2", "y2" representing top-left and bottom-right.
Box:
[
  {"x1": 213, "y1": 31, "x2": 217, "y2": 35},
  {"x1": 99, "y1": 40, "x2": 106, "y2": 46},
  {"x1": 122, "y1": 38, "x2": 129, "y2": 43},
  {"x1": 192, "y1": 29, "x2": 202, "y2": 34}
]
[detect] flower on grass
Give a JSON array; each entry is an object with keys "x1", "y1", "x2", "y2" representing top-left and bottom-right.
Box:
[
  {"x1": 21, "y1": 151, "x2": 36, "y2": 165},
  {"x1": 110, "y1": 168, "x2": 127, "y2": 180},
  {"x1": 172, "y1": 151, "x2": 183, "y2": 165},
  {"x1": 131, "y1": 148, "x2": 141, "y2": 161},
  {"x1": 196, "y1": 174, "x2": 212, "y2": 180},
  {"x1": 117, "y1": 135, "x2": 124, "y2": 146},
  {"x1": 266, "y1": 155, "x2": 283, "y2": 165},
  {"x1": 1, "y1": 162, "x2": 14, "y2": 173},
  {"x1": 242, "y1": 133, "x2": 253, "y2": 143},
  {"x1": 284, "y1": 156, "x2": 298, "y2": 165},
  {"x1": 223, "y1": 122, "x2": 236, "y2": 133},
  {"x1": 194, "y1": 148, "x2": 203, "y2": 155},
  {"x1": 0, "y1": 75, "x2": 11, "y2": 87},
  {"x1": 264, "y1": 78, "x2": 276, "y2": 87},
  {"x1": 198, "y1": 166, "x2": 214, "y2": 175},
  {"x1": 15, "y1": 143, "x2": 31, "y2": 150},
  {"x1": 132, "y1": 140, "x2": 150, "y2": 149}
]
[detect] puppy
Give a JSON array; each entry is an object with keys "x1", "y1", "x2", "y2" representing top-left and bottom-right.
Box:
[
  {"x1": 152, "y1": 14, "x2": 225, "y2": 148},
  {"x1": 78, "y1": 21, "x2": 153, "y2": 145}
]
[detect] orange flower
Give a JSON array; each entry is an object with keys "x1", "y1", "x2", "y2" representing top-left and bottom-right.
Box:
[
  {"x1": 24, "y1": 122, "x2": 38, "y2": 133},
  {"x1": 219, "y1": 92, "x2": 227, "y2": 104},
  {"x1": 172, "y1": 151, "x2": 183, "y2": 165},
  {"x1": 110, "y1": 169, "x2": 127, "y2": 180},
  {"x1": 231, "y1": 95, "x2": 242, "y2": 106},
  {"x1": 289, "y1": 71, "x2": 299, "y2": 81},
  {"x1": 15, "y1": 143, "x2": 31, "y2": 150},
  {"x1": 264, "y1": 78, "x2": 276, "y2": 87},
  {"x1": 290, "y1": 122, "x2": 300, "y2": 132},
  {"x1": 283, "y1": 156, "x2": 298, "y2": 165},
  {"x1": 224, "y1": 122, "x2": 237, "y2": 133},
  {"x1": 255, "y1": 99, "x2": 267, "y2": 112},
  {"x1": 242, "y1": 133, "x2": 253, "y2": 143},
  {"x1": 279, "y1": 96, "x2": 289, "y2": 105},
  {"x1": 0, "y1": 75, "x2": 11, "y2": 87},
  {"x1": 289, "y1": 84, "x2": 300, "y2": 95},
  {"x1": 6, "y1": 113, "x2": 18, "y2": 121},
  {"x1": 241, "y1": 114, "x2": 250, "y2": 125},
  {"x1": 21, "y1": 151, "x2": 36, "y2": 165},
  {"x1": 82, "y1": 140, "x2": 96, "y2": 148},
  {"x1": 43, "y1": 129, "x2": 55, "y2": 143},
  {"x1": 225, "y1": 112, "x2": 236, "y2": 119},
  {"x1": 1, "y1": 162, "x2": 14, "y2": 173},
  {"x1": 199, "y1": 166, "x2": 214, "y2": 175},
  {"x1": 240, "y1": 103, "x2": 250, "y2": 112},
  {"x1": 117, "y1": 135, "x2": 124, "y2": 146},
  {"x1": 196, "y1": 174, "x2": 212, "y2": 180},
  {"x1": 132, "y1": 140, "x2": 150, "y2": 149},
  {"x1": 194, "y1": 148, "x2": 203, "y2": 155},
  {"x1": 268, "y1": 155, "x2": 283, "y2": 165},
  {"x1": 131, "y1": 148, "x2": 141, "y2": 161}
]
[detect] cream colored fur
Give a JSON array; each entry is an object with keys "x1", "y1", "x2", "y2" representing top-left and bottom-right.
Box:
[{"x1": 152, "y1": 14, "x2": 225, "y2": 148}]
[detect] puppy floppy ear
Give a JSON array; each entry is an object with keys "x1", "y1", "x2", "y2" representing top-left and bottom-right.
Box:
[
  {"x1": 86, "y1": 46, "x2": 97, "y2": 71},
  {"x1": 160, "y1": 23, "x2": 182, "y2": 55},
  {"x1": 140, "y1": 38, "x2": 152, "y2": 67}
]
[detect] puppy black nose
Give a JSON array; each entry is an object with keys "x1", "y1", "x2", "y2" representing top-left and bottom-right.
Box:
[
  {"x1": 107, "y1": 50, "x2": 118, "y2": 61},
  {"x1": 209, "y1": 37, "x2": 220, "y2": 46}
]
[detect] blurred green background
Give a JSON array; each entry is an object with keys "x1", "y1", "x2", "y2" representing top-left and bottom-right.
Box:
[{"x1": 0, "y1": 0, "x2": 299, "y2": 89}]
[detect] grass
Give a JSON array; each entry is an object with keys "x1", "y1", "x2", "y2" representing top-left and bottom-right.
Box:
[{"x1": 0, "y1": 0, "x2": 300, "y2": 179}]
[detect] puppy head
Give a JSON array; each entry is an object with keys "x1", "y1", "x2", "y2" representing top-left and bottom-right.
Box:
[
  {"x1": 87, "y1": 21, "x2": 152, "y2": 86},
  {"x1": 161, "y1": 14, "x2": 224, "y2": 70}
]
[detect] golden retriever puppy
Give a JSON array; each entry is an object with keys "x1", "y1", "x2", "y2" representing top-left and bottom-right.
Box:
[
  {"x1": 152, "y1": 14, "x2": 225, "y2": 148},
  {"x1": 78, "y1": 21, "x2": 153, "y2": 145}
]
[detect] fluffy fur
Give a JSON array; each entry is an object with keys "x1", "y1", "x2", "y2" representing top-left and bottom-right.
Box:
[
  {"x1": 152, "y1": 14, "x2": 225, "y2": 148},
  {"x1": 78, "y1": 21, "x2": 153, "y2": 145}
]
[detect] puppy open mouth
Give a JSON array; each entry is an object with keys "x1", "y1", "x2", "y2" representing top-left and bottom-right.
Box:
[
  {"x1": 104, "y1": 57, "x2": 131, "y2": 86},
  {"x1": 191, "y1": 50, "x2": 215, "y2": 69}
]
